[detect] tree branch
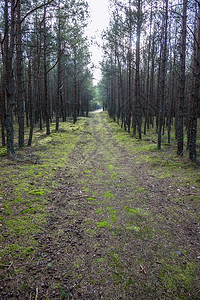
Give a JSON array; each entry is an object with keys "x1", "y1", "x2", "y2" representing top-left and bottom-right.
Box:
[
  {"x1": 14, "y1": 0, "x2": 20, "y2": 11},
  {"x1": 20, "y1": 0, "x2": 55, "y2": 24},
  {"x1": 46, "y1": 59, "x2": 59, "y2": 75}
]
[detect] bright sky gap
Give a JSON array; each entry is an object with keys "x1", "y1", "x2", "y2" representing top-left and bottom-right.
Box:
[{"x1": 86, "y1": 0, "x2": 110, "y2": 85}]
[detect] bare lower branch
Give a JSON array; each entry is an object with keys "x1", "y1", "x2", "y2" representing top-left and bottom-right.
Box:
[{"x1": 20, "y1": 0, "x2": 55, "y2": 24}]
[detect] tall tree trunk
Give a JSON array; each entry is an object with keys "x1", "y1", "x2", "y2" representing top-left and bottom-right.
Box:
[
  {"x1": 135, "y1": 0, "x2": 142, "y2": 139},
  {"x1": 3, "y1": 0, "x2": 15, "y2": 155},
  {"x1": 157, "y1": 0, "x2": 168, "y2": 150},
  {"x1": 144, "y1": 5, "x2": 153, "y2": 135},
  {"x1": 189, "y1": 3, "x2": 200, "y2": 162},
  {"x1": 16, "y1": 0, "x2": 24, "y2": 148},
  {"x1": 56, "y1": 0, "x2": 61, "y2": 131},
  {"x1": 168, "y1": 27, "x2": 177, "y2": 144},
  {"x1": 73, "y1": 48, "x2": 77, "y2": 124},
  {"x1": 127, "y1": 51, "x2": 132, "y2": 133},
  {"x1": 28, "y1": 60, "x2": 34, "y2": 146},
  {"x1": 0, "y1": 73, "x2": 6, "y2": 146},
  {"x1": 43, "y1": 2, "x2": 50, "y2": 135},
  {"x1": 177, "y1": 0, "x2": 187, "y2": 156},
  {"x1": 149, "y1": 33, "x2": 155, "y2": 129}
]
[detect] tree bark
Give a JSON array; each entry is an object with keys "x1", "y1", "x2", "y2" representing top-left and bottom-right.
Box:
[
  {"x1": 189, "y1": 3, "x2": 200, "y2": 162},
  {"x1": 157, "y1": 0, "x2": 168, "y2": 150},
  {"x1": 135, "y1": 0, "x2": 142, "y2": 139},
  {"x1": 177, "y1": 0, "x2": 187, "y2": 156},
  {"x1": 3, "y1": 0, "x2": 15, "y2": 155},
  {"x1": 73, "y1": 48, "x2": 77, "y2": 124},
  {"x1": 56, "y1": 7, "x2": 61, "y2": 131},
  {"x1": 43, "y1": 2, "x2": 50, "y2": 135},
  {"x1": 16, "y1": 0, "x2": 25, "y2": 148}
]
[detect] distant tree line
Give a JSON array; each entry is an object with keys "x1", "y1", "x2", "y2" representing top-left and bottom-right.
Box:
[
  {"x1": 99, "y1": 0, "x2": 200, "y2": 162},
  {"x1": 0, "y1": 0, "x2": 94, "y2": 155}
]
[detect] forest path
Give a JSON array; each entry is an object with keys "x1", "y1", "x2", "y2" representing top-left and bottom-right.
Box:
[
  {"x1": 1, "y1": 112, "x2": 199, "y2": 299},
  {"x1": 41, "y1": 112, "x2": 199, "y2": 299}
]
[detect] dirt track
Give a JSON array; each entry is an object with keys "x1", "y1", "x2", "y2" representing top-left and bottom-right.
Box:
[{"x1": 1, "y1": 112, "x2": 200, "y2": 299}]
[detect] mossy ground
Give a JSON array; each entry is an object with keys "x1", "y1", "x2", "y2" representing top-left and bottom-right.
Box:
[
  {"x1": 0, "y1": 119, "x2": 86, "y2": 293},
  {"x1": 0, "y1": 112, "x2": 200, "y2": 299}
]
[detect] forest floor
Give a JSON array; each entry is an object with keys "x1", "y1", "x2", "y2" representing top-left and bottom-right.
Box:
[{"x1": 0, "y1": 111, "x2": 200, "y2": 299}]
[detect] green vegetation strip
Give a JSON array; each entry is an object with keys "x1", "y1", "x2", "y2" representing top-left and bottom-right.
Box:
[{"x1": 0, "y1": 118, "x2": 87, "y2": 265}]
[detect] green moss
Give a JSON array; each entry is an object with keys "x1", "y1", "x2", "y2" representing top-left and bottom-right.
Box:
[
  {"x1": 95, "y1": 257, "x2": 106, "y2": 263},
  {"x1": 2, "y1": 243, "x2": 35, "y2": 259},
  {"x1": 188, "y1": 195, "x2": 199, "y2": 202},
  {"x1": 124, "y1": 206, "x2": 148, "y2": 216},
  {"x1": 173, "y1": 197, "x2": 181, "y2": 203},
  {"x1": 159, "y1": 262, "x2": 198, "y2": 295},
  {"x1": 60, "y1": 286, "x2": 69, "y2": 299},
  {"x1": 106, "y1": 206, "x2": 119, "y2": 214},
  {"x1": 108, "y1": 164, "x2": 115, "y2": 171},
  {"x1": 108, "y1": 251, "x2": 121, "y2": 267},
  {"x1": 87, "y1": 197, "x2": 96, "y2": 201},
  {"x1": 86, "y1": 228, "x2": 96, "y2": 236},
  {"x1": 126, "y1": 225, "x2": 140, "y2": 232},
  {"x1": 96, "y1": 220, "x2": 112, "y2": 228},
  {"x1": 135, "y1": 187, "x2": 146, "y2": 193},
  {"x1": 85, "y1": 170, "x2": 92, "y2": 174},
  {"x1": 21, "y1": 207, "x2": 36, "y2": 214},
  {"x1": 86, "y1": 219, "x2": 92, "y2": 224},
  {"x1": 29, "y1": 189, "x2": 45, "y2": 195},
  {"x1": 4, "y1": 243, "x2": 24, "y2": 254},
  {"x1": 20, "y1": 246, "x2": 35, "y2": 256},
  {"x1": 0, "y1": 147, "x2": 7, "y2": 156},
  {"x1": 104, "y1": 191, "x2": 116, "y2": 199},
  {"x1": 12, "y1": 197, "x2": 23, "y2": 204},
  {"x1": 110, "y1": 214, "x2": 118, "y2": 222},
  {"x1": 5, "y1": 216, "x2": 41, "y2": 236},
  {"x1": 4, "y1": 203, "x2": 11, "y2": 215}
]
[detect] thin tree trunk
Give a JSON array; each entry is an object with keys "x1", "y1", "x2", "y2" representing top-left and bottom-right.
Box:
[
  {"x1": 3, "y1": 0, "x2": 15, "y2": 155},
  {"x1": 189, "y1": 3, "x2": 200, "y2": 162},
  {"x1": 43, "y1": 2, "x2": 50, "y2": 135},
  {"x1": 28, "y1": 60, "x2": 34, "y2": 146},
  {"x1": 0, "y1": 73, "x2": 6, "y2": 146},
  {"x1": 73, "y1": 48, "x2": 77, "y2": 124},
  {"x1": 16, "y1": 0, "x2": 24, "y2": 148},
  {"x1": 157, "y1": 0, "x2": 168, "y2": 150},
  {"x1": 56, "y1": 2, "x2": 61, "y2": 131},
  {"x1": 135, "y1": 0, "x2": 142, "y2": 139},
  {"x1": 177, "y1": 0, "x2": 187, "y2": 156}
]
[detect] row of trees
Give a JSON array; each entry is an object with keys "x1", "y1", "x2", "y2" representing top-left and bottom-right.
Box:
[
  {"x1": 99, "y1": 0, "x2": 200, "y2": 162},
  {"x1": 0, "y1": 0, "x2": 94, "y2": 155}
]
